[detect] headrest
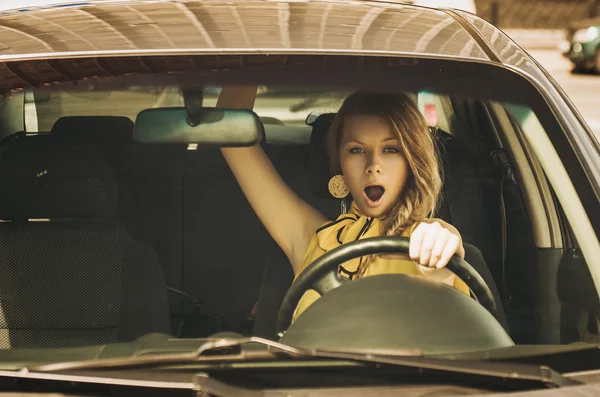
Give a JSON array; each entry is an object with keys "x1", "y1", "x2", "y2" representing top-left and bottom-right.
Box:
[
  {"x1": 51, "y1": 116, "x2": 134, "y2": 146},
  {"x1": 0, "y1": 136, "x2": 118, "y2": 218},
  {"x1": 307, "y1": 113, "x2": 336, "y2": 199}
]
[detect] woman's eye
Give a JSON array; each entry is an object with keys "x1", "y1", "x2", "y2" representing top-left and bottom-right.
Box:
[
  {"x1": 384, "y1": 147, "x2": 400, "y2": 153},
  {"x1": 349, "y1": 147, "x2": 365, "y2": 154}
]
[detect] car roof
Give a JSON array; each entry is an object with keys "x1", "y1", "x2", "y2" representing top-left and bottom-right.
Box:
[
  {"x1": 0, "y1": 0, "x2": 546, "y2": 96},
  {"x1": 0, "y1": 0, "x2": 526, "y2": 63}
]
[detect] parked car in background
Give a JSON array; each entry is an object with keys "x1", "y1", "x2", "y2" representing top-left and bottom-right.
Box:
[{"x1": 560, "y1": 17, "x2": 600, "y2": 73}]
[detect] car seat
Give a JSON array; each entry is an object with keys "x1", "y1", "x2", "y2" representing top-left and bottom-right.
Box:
[{"x1": 0, "y1": 136, "x2": 170, "y2": 348}]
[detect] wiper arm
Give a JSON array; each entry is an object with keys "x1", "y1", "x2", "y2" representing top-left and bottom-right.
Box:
[{"x1": 30, "y1": 337, "x2": 576, "y2": 389}]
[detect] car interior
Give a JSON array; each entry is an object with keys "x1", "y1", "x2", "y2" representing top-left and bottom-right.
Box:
[{"x1": 0, "y1": 84, "x2": 595, "y2": 351}]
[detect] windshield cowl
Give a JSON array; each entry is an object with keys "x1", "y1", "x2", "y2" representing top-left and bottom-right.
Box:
[{"x1": 19, "y1": 337, "x2": 577, "y2": 391}]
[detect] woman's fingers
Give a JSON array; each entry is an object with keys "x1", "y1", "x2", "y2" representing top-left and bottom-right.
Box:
[
  {"x1": 436, "y1": 233, "x2": 460, "y2": 269},
  {"x1": 429, "y1": 228, "x2": 450, "y2": 267},
  {"x1": 418, "y1": 222, "x2": 440, "y2": 266},
  {"x1": 409, "y1": 223, "x2": 425, "y2": 262},
  {"x1": 410, "y1": 221, "x2": 460, "y2": 268}
]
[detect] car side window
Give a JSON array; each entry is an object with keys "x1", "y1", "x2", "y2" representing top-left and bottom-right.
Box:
[{"x1": 503, "y1": 103, "x2": 600, "y2": 344}]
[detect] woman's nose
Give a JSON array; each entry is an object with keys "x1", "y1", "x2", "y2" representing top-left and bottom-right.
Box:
[{"x1": 366, "y1": 154, "x2": 382, "y2": 174}]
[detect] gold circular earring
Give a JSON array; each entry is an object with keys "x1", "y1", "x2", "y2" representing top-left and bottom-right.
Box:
[{"x1": 328, "y1": 174, "x2": 350, "y2": 198}]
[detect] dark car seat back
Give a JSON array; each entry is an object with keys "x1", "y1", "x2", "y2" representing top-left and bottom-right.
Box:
[
  {"x1": 51, "y1": 116, "x2": 186, "y2": 324},
  {"x1": 181, "y1": 147, "x2": 277, "y2": 333},
  {"x1": 181, "y1": 139, "x2": 334, "y2": 334},
  {"x1": 51, "y1": 116, "x2": 136, "y2": 219},
  {"x1": 50, "y1": 116, "x2": 134, "y2": 182},
  {"x1": 0, "y1": 136, "x2": 170, "y2": 348},
  {"x1": 51, "y1": 116, "x2": 134, "y2": 144}
]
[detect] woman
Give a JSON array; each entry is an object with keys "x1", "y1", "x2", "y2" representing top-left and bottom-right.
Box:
[{"x1": 218, "y1": 86, "x2": 468, "y2": 320}]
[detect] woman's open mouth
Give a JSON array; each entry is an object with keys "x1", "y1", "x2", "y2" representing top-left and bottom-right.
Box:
[{"x1": 363, "y1": 185, "x2": 385, "y2": 207}]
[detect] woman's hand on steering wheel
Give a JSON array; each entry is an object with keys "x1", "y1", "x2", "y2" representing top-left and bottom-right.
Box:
[{"x1": 409, "y1": 219, "x2": 465, "y2": 269}]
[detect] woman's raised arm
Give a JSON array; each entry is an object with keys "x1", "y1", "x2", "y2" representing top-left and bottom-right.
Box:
[{"x1": 217, "y1": 86, "x2": 326, "y2": 273}]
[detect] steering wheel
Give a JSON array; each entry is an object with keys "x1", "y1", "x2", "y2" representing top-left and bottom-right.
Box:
[{"x1": 276, "y1": 236, "x2": 497, "y2": 335}]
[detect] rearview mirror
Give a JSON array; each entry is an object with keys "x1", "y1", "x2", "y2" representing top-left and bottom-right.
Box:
[{"x1": 133, "y1": 107, "x2": 263, "y2": 146}]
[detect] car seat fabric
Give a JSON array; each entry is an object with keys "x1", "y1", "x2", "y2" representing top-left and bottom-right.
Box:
[
  {"x1": 51, "y1": 116, "x2": 134, "y2": 145},
  {"x1": 50, "y1": 116, "x2": 136, "y2": 219},
  {"x1": 50, "y1": 115, "x2": 134, "y2": 194},
  {"x1": 0, "y1": 136, "x2": 118, "y2": 218},
  {"x1": 0, "y1": 137, "x2": 170, "y2": 348},
  {"x1": 306, "y1": 113, "x2": 334, "y2": 200},
  {"x1": 182, "y1": 149, "x2": 267, "y2": 328},
  {"x1": 51, "y1": 116, "x2": 186, "y2": 329},
  {"x1": 182, "y1": 147, "x2": 295, "y2": 335}
]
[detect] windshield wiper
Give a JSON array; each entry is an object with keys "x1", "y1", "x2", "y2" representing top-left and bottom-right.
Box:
[{"x1": 28, "y1": 337, "x2": 576, "y2": 389}]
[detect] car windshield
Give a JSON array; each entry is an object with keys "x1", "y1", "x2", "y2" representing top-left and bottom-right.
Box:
[{"x1": 0, "y1": 58, "x2": 594, "y2": 366}]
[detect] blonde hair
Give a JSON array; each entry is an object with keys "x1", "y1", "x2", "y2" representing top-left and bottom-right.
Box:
[{"x1": 327, "y1": 91, "x2": 443, "y2": 275}]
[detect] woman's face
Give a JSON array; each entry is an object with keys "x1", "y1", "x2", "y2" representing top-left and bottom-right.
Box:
[{"x1": 339, "y1": 115, "x2": 410, "y2": 218}]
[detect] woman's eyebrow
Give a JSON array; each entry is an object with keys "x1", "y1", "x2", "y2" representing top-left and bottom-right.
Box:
[
  {"x1": 343, "y1": 138, "x2": 366, "y2": 145},
  {"x1": 343, "y1": 137, "x2": 399, "y2": 145}
]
